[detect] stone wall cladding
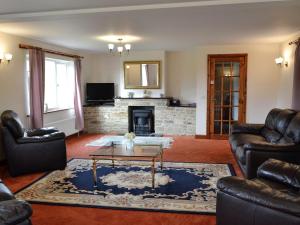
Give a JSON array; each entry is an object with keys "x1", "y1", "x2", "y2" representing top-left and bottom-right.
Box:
[{"x1": 84, "y1": 99, "x2": 196, "y2": 135}]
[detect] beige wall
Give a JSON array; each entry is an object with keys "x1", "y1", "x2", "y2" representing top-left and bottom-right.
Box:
[
  {"x1": 165, "y1": 50, "x2": 197, "y2": 104},
  {"x1": 277, "y1": 33, "x2": 300, "y2": 108},
  {"x1": 0, "y1": 31, "x2": 91, "y2": 135}
]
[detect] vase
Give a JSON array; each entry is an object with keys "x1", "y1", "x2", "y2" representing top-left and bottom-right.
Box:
[{"x1": 125, "y1": 139, "x2": 134, "y2": 150}]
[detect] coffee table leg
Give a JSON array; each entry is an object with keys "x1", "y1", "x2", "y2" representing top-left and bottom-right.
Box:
[
  {"x1": 151, "y1": 158, "x2": 155, "y2": 189},
  {"x1": 160, "y1": 151, "x2": 163, "y2": 170},
  {"x1": 93, "y1": 158, "x2": 97, "y2": 187}
]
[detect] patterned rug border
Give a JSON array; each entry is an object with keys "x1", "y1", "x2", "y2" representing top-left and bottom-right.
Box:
[{"x1": 14, "y1": 158, "x2": 236, "y2": 215}]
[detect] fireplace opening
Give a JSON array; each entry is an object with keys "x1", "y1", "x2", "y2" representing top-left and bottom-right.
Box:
[{"x1": 128, "y1": 106, "x2": 154, "y2": 136}]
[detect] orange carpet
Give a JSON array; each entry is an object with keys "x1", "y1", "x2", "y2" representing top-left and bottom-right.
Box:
[{"x1": 0, "y1": 134, "x2": 242, "y2": 225}]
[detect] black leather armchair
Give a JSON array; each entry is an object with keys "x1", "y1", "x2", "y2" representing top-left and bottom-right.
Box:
[
  {"x1": 0, "y1": 179, "x2": 32, "y2": 225},
  {"x1": 216, "y1": 159, "x2": 300, "y2": 225},
  {"x1": 1, "y1": 110, "x2": 67, "y2": 176},
  {"x1": 229, "y1": 108, "x2": 300, "y2": 178}
]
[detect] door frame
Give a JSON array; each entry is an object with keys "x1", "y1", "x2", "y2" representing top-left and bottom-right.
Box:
[{"x1": 206, "y1": 54, "x2": 248, "y2": 139}]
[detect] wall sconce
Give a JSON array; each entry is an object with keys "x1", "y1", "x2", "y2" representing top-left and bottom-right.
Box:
[
  {"x1": 275, "y1": 57, "x2": 288, "y2": 67},
  {"x1": 0, "y1": 52, "x2": 13, "y2": 64}
]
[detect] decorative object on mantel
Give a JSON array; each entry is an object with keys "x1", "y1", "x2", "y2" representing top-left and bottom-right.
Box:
[
  {"x1": 15, "y1": 158, "x2": 235, "y2": 214},
  {"x1": 128, "y1": 92, "x2": 134, "y2": 98},
  {"x1": 143, "y1": 90, "x2": 151, "y2": 98},
  {"x1": 123, "y1": 132, "x2": 136, "y2": 150},
  {"x1": 108, "y1": 38, "x2": 131, "y2": 55},
  {"x1": 86, "y1": 136, "x2": 174, "y2": 149}
]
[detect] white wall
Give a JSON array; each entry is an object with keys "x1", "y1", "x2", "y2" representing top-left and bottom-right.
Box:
[
  {"x1": 276, "y1": 33, "x2": 300, "y2": 108},
  {"x1": 195, "y1": 44, "x2": 281, "y2": 134},
  {"x1": 165, "y1": 50, "x2": 197, "y2": 103},
  {"x1": 0, "y1": 31, "x2": 91, "y2": 136},
  {"x1": 87, "y1": 50, "x2": 166, "y2": 98}
]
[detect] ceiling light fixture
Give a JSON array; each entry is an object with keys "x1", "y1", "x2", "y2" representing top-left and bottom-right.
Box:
[{"x1": 108, "y1": 38, "x2": 131, "y2": 55}]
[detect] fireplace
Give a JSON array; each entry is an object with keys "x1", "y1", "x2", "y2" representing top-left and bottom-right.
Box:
[{"x1": 128, "y1": 106, "x2": 155, "y2": 136}]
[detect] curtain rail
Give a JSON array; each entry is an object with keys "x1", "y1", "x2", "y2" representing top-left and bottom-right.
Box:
[
  {"x1": 19, "y1": 44, "x2": 84, "y2": 59},
  {"x1": 289, "y1": 38, "x2": 300, "y2": 46}
]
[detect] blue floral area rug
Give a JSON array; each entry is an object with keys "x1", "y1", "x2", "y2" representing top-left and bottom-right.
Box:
[{"x1": 16, "y1": 159, "x2": 235, "y2": 214}]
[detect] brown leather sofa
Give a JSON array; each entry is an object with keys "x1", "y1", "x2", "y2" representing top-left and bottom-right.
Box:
[
  {"x1": 229, "y1": 108, "x2": 300, "y2": 178},
  {"x1": 217, "y1": 159, "x2": 300, "y2": 225}
]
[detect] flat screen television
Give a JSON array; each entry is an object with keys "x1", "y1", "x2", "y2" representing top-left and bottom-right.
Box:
[{"x1": 86, "y1": 83, "x2": 115, "y2": 102}]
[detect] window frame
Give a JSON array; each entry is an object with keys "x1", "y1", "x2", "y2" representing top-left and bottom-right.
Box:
[{"x1": 25, "y1": 54, "x2": 75, "y2": 114}]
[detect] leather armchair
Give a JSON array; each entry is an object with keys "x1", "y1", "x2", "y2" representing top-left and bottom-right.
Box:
[
  {"x1": 216, "y1": 159, "x2": 300, "y2": 225},
  {"x1": 0, "y1": 179, "x2": 32, "y2": 225},
  {"x1": 1, "y1": 110, "x2": 67, "y2": 176},
  {"x1": 229, "y1": 108, "x2": 300, "y2": 178}
]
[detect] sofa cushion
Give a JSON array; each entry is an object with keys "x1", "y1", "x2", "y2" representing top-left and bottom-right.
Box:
[
  {"x1": 275, "y1": 109, "x2": 297, "y2": 135},
  {"x1": 230, "y1": 133, "x2": 266, "y2": 151},
  {"x1": 258, "y1": 159, "x2": 300, "y2": 189},
  {"x1": 283, "y1": 112, "x2": 300, "y2": 144},
  {"x1": 217, "y1": 176, "x2": 300, "y2": 217},
  {"x1": 261, "y1": 127, "x2": 282, "y2": 143},
  {"x1": 265, "y1": 108, "x2": 283, "y2": 130}
]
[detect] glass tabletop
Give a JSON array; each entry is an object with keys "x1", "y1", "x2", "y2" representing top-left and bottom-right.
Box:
[{"x1": 90, "y1": 144, "x2": 162, "y2": 158}]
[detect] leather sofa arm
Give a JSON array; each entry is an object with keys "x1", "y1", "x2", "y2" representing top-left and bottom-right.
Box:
[
  {"x1": 244, "y1": 141, "x2": 297, "y2": 152},
  {"x1": 231, "y1": 123, "x2": 264, "y2": 135},
  {"x1": 258, "y1": 159, "x2": 300, "y2": 189},
  {"x1": 0, "y1": 199, "x2": 32, "y2": 225},
  {"x1": 26, "y1": 127, "x2": 59, "y2": 137},
  {"x1": 217, "y1": 176, "x2": 300, "y2": 217},
  {"x1": 17, "y1": 132, "x2": 65, "y2": 144}
]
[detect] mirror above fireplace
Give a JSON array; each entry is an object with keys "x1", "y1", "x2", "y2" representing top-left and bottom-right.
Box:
[{"x1": 124, "y1": 61, "x2": 161, "y2": 89}]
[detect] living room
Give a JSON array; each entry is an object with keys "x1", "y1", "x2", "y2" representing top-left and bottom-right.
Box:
[{"x1": 0, "y1": 1, "x2": 299, "y2": 225}]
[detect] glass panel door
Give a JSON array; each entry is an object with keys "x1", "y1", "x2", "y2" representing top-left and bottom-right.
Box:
[{"x1": 208, "y1": 55, "x2": 247, "y2": 138}]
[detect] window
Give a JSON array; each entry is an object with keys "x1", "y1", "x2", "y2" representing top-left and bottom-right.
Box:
[{"x1": 25, "y1": 55, "x2": 75, "y2": 113}]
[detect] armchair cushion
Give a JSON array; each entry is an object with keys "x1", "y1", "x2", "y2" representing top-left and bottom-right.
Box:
[
  {"x1": 0, "y1": 200, "x2": 32, "y2": 225},
  {"x1": 258, "y1": 159, "x2": 300, "y2": 189},
  {"x1": 17, "y1": 132, "x2": 65, "y2": 144},
  {"x1": 26, "y1": 127, "x2": 59, "y2": 137},
  {"x1": 217, "y1": 176, "x2": 300, "y2": 217}
]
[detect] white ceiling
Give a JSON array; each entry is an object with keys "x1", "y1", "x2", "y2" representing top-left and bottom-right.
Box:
[{"x1": 0, "y1": 0, "x2": 299, "y2": 52}]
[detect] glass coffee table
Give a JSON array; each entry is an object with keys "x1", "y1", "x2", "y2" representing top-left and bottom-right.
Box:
[{"x1": 89, "y1": 144, "x2": 163, "y2": 189}]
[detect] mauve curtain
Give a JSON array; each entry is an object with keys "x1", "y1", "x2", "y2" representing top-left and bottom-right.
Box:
[
  {"x1": 29, "y1": 49, "x2": 45, "y2": 129},
  {"x1": 292, "y1": 43, "x2": 300, "y2": 110},
  {"x1": 74, "y1": 58, "x2": 84, "y2": 131}
]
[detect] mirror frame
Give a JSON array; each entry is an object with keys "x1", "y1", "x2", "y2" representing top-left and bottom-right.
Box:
[{"x1": 123, "y1": 60, "x2": 161, "y2": 89}]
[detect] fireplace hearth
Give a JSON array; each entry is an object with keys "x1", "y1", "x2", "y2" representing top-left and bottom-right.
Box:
[{"x1": 128, "y1": 106, "x2": 154, "y2": 136}]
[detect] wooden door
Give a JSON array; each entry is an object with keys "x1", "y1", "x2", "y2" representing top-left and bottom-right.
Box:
[{"x1": 207, "y1": 54, "x2": 247, "y2": 139}]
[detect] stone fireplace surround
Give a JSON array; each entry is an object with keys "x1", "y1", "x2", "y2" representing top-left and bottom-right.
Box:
[{"x1": 84, "y1": 98, "x2": 196, "y2": 135}]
